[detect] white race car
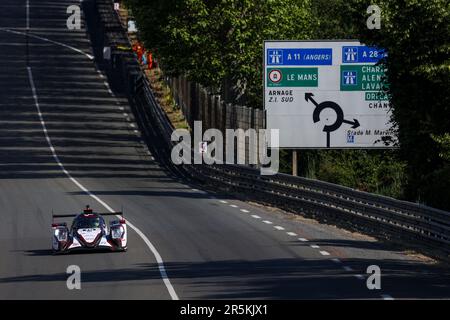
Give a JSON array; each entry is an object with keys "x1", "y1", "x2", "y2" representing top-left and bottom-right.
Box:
[{"x1": 52, "y1": 205, "x2": 127, "y2": 254}]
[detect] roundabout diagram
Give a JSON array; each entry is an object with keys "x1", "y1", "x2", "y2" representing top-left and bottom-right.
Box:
[{"x1": 305, "y1": 93, "x2": 360, "y2": 147}]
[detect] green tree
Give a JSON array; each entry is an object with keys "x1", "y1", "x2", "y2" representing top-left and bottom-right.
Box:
[
  {"x1": 349, "y1": 0, "x2": 450, "y2": 209},
  {"x1": 125, "y1": 0, "x2": 313, "y2": 107}
]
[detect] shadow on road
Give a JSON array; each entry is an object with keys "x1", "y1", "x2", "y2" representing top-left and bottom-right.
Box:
[{"x1": 0, "y1": 257, "x2": 449, "y2": 299}]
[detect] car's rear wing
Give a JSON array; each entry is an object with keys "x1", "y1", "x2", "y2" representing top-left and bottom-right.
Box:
[
  {"x1": 51, "y1": 211, "x2": 125, "y2": 227},
  {"x1": 52, "y1": 212, "x2": 124, "y2": 218},
  {"x1": 52, "y1": 213, "x2": 77, "y2": 218}
]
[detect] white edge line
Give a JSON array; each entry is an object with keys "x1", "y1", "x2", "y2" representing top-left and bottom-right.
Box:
[
  {"x1": 343, "y1": 266, "x2": 354, "y2": 272},
  {"x1": 27, "y1": 67, "x2": 178, "y2": 300},
  {"x1": 2, "y1": 29, "x2": 94, "y2": 60}
]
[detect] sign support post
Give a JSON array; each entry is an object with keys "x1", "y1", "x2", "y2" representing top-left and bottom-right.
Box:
[{"x1": 292, "y1": 150, "x2": 298, "y2": 176}]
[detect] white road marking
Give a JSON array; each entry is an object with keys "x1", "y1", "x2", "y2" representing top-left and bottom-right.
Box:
[
  {"x1": 251, "y1": 215, "x2": 261, "y2": 219},
  {"x1": 119, "y1": 107, "x2": 125, "y2": 111},
  {"x1": 240, "y1": 209, "x2": 250, "y2": 213},
  {"x1": 263, "y1": 220, "x2": 273, "y2": 224},
  {"x1": 27, "y1": 67, "x2": 179, "y2": 300},
  {"x1": 381, "y1": 294, "x2": 394, "y2": 300},
  {"x1": 129, "y1": 123, "x2": 135, "y2": 128},
  {"x1": 2, "y1": 29, "x2": 94, "y2": 60},
  {"x1": 274, "y1": 226, "x2": 285, "y2": 230},
  {"x1": 310, "y1": 245, "x2": 320, "y2": 249},
  {"x1": 343, "y1": 266, "x2": 354, "y2": 272},
  {"x1": 123, "y1": 113, "x2": 128, "y2": 117},
  {"x1": 286, "y1": 232, "x2": 297, "y2": 236},
  {"x1": 319, "y1": 250, "x2": 330, "y2": 256},
  {"x1": 331, "y1": 258, "x2": 341, "y2": 264},
  {"x1": 219, "y1": 200, "x2": 228, "y2": 204},
  {"x1": 229, "y1": 204, "x2": 238, "y2": 208},
  {"x1": 133, "y1": 130, "x2": 138, "y2": 133},
  {"x1": 26, "y1": 0, "x2": 30, "y2": 29},
  {"x1": 298, "y1": 237, "x2": 309, "y2": 242},
  {"x1": 0, "y1": 42, "x2": 29, "y2": 46}
]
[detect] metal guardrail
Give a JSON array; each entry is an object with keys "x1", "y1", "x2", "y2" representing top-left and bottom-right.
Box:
[{"x1": 96, "y1": 0, "x2": 450, "y2": 258}]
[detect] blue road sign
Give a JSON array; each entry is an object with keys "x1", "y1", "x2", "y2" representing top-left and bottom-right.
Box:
[
  {"x1": 342, "y1": 46, "x2": 387, "y2": 63},
  {"x1": 347, "y1": 133, "x2": 355, "y2": 143},
  {"x1": 267, "y1": 48, "x2": 332, "y2": 66}
]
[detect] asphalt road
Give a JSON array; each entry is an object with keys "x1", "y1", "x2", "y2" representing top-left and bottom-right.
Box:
[{"x1": 0, "y1": 0, "x2": 449, "y2": 300}]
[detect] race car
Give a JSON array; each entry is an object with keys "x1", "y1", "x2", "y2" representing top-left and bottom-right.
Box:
[{"x1": 51, "y1": 205, "x2": 127, "y2": 254}]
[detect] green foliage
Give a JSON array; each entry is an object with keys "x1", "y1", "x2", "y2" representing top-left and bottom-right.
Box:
[
  {"x1": 278, "y1": 149, "x2": 405, "y2": 199},
  {"x1": 278, "y1": 149, "x2": 293, "y2": 174},
  {"x1": 421, "y1": 166, "x2": 450, "y2": 209},
  {"x1": 310, "y1": 0, "x2": 359, "y2": 39},
  {"x1": 315, "y1": 150, "x2": 406, "y2": 198},
  {"x1": 125, "y1": 0, "x2": 313, "y2": 106},
  {"x1": 349, "y1": 0, "x2": 450, "y2": 209},
  {"x1": 432, "y1": 133, "x2": 450, "y2": 161}
]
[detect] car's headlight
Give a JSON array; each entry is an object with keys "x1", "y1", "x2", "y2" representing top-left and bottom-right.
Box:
[
  {"x1": 55, "y1": 228, "x2": 68, "y2": 241},
  {"x1": 111, "y1": 226, "x2": 124, "y2": 239}
]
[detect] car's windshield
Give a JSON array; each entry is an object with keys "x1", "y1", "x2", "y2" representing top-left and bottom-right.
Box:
[{"x1": 75, "y1": 216, "x2": 102, "y2": 229}]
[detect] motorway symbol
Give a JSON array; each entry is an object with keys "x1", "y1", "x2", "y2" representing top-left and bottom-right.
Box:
[
  {"x1": 305, "y1": 93, "x2": 360, "y2": 147},
  {"x1": 268, "y1": 49, "x2": 283, "y2": 65},
  {"x1": 343, "y1": 46, "x2": 358, "y2": 62},
  {"x1": 268, "y1": 69, "x2": 282, "y2": 83},
  {"x1": 342, "y1": 70, "x2": 357, "y2": 85}
]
